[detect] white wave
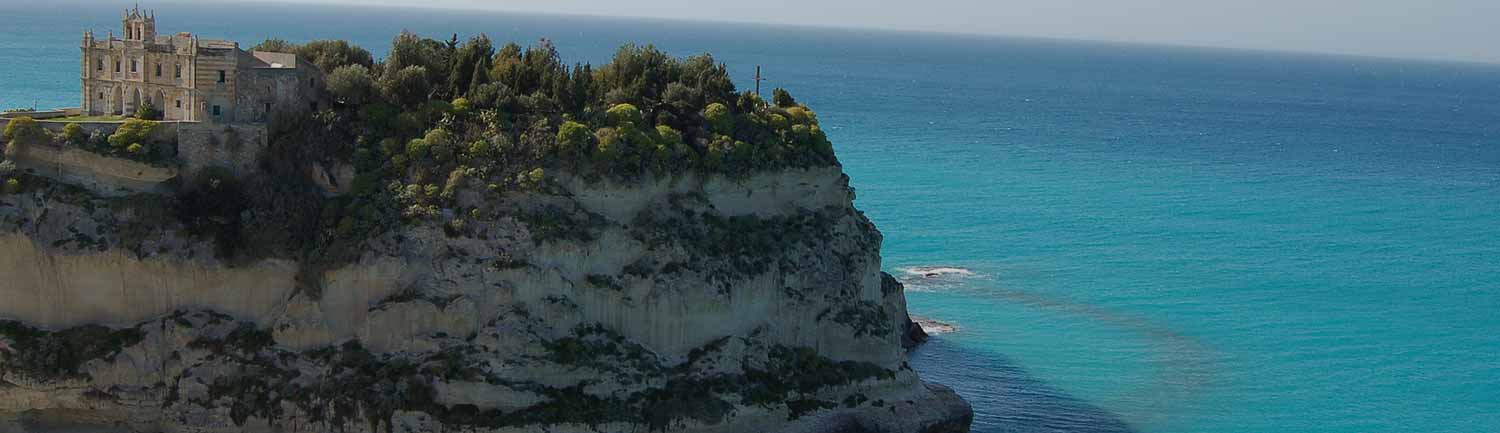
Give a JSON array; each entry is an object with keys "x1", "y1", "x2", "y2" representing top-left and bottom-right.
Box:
[
  {"x1": 901, "y1": 266, "x2": 977, "y2": 279},
  {"x1": 911, "y1": 316, "x2": 958, "y2": 335}
]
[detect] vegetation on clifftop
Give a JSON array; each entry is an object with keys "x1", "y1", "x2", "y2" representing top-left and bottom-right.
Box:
[{"x1": 197, "y1": 33, "x2": 839, "y2": 296}]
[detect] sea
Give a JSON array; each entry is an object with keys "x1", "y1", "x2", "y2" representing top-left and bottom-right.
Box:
[{"x1": 2, "y1": 1, "x2": 1498, "y2": 432}]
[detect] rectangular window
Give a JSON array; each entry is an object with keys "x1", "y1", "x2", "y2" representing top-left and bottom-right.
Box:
[
  {"x1": 98, "y1": 93, "x2": 104, "y2": 100},
  {"x1": 175, "y1": 64, "x2": 181, "y2": 78},
  {"x1": 212, "y1": 105, "x2": 221, "y2": 116},
  {"x1": 265, "y1": 103, "x2": 272, "y2": 113},
  {"x1": 218, "y1": 70, "x2": 226, "y2": 83},
  {"x1": 115, "y1": 61, "x2": 120, "y2": 73},
  {"x1": 155, "y1": 64, "x2": 161, "y2": 77},
  {"x1": 176, "y1": 100, "x2": 182, "y2": 108},
  {"x1": 131, "y1": 60, "x2": 137, "y2": 73},
  {"x1": 95, "y1": 59, "x2": 103, "y2": 71}
]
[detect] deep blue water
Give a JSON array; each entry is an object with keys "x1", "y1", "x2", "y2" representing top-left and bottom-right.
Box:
[{"x1": 4, "y1": 1, "x2": 1499, "y2": 432}]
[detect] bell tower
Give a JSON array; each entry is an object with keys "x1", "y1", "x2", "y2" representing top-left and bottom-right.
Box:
[{"x1": 122, "y1": 4, "x2": 155, "y2": 42}]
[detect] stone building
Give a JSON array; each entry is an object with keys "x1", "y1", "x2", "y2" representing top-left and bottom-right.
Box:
[{"x1": 79, "y1": 6, "x2": 324, "y2": 123}]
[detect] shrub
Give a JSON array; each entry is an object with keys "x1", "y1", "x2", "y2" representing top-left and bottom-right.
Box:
[
  {"x1": 785, "y1": 107, "x2": 816, "y2": 125},
  {"x1": 703, "y1": 103, "x2": 731, "y2": 134},
  {"x1": 405, "y1": 138, "x2": 431, "y2": 161},
  {"x1": 525, "y1": 167, "x2": 545, "y2": 187},
  {"x1": 3, "y1": 116, "x2": 45, "y2": 145},
  {"x1": 134, "y1": 100, "x2": 163, "y2": 120},
  {"x1": 126, "y1": 143, "x2": 144, "y2": 154},
  {"x1": 655, "y1": 125, "x2": 682, "y2": 146},
  {"x1": 606, "y1": 103, "x2": 643, "y2": 128},
  {"x1": 108, "y1": 119, "x2": 158, "y2": 149},
  {"x1": 555, "y1": 121, "x2": 591, "y2": 159},
  {"x1": 61, "y1": 123, "x2": 85, "y2": 145},
  {"x1": 594, "y1": 128, "x2": 621, "y2": 164},
  {"x1": 451, "y1": 97, "x2": 471, "y2": 117},
  {"x1": 1, "y1": 178, "x2": 18, "y2": 195}
]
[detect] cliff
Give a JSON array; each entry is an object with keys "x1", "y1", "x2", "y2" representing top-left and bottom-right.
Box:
[{"x1": 0, "y1": 164, "x2": 971, "y2": 432}]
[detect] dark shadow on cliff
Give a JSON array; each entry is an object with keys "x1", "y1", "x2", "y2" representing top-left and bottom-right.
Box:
[{"x1": 909, "y1": 337, "x2": 1139, "y2": 433}]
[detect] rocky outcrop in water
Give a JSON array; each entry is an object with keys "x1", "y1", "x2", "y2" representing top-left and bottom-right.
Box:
[{"x1": 0, "y1": 165, "x2": 971, "y2": 432}]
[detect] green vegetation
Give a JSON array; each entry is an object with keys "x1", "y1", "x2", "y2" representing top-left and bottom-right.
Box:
[
  {"x1": 133, "y1": 100, "x2": 163, "y2": 120},
  {"x1": 631, "y1": 204, "x2": 843, "y2": 284},
  {"x1": 163, "y1": 34, "x2": 839, "y2": 299},
  {"x1": 61, "y1": 123, "x2": 85, "y2": 144},
  {"x1": 3, "y1": 116, "x2": 46, "y2": 145},
  {"x1": 0, "y1": 320, "x2": 146, "y2": 382}
]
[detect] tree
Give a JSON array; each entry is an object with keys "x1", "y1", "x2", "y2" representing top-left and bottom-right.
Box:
[
  {"x1": 326, "y1": 65, "x2": 376, "y2": 105},
  {"x1": 449, "y1": 35, "x2": 495, "y2": 97},
  {"x1": 381, "y1": 66, "x2": 432, "y2": 108},
  {"x1": 252, "y1": 38, "x2": 299, "y2": 53},
  {"x1": 772, "y1": 88, "x2": 797, "y2": 108},
  {"x1": 298, "y1": 40, "x2": 374, "y2": 72},
  {"x1": 3, "y1": 116, "x2": 46, "y2": 145}
]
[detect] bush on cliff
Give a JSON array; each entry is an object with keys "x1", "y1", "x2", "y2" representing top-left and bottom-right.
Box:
[
  {"x1": 3, "y1": 116, "x2": 46, "y2": 145},
  {"x1": 61, "y1": 123, "x2": 85, "y2": 145},
  {"x1": 108, "y1": 119, "x2": 157, "y2": 149}
]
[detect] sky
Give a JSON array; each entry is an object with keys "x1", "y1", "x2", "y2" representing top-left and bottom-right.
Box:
[{"x1": 238, "y1": 1, "x2": 1500, "y2": 64}]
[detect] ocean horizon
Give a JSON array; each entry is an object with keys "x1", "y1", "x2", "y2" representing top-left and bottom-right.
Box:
[{"x1": 3, "y1": 1, "x2": 1498, "y2": 432}]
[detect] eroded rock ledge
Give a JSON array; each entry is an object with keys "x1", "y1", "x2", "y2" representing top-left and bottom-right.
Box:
[{"x1": 0, "y1": 167, "x2": 972, "y2": 433}]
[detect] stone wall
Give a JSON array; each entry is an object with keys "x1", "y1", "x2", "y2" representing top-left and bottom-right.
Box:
[{"x1": 176, "y1": 122, "x2": 267, "y2": 176}]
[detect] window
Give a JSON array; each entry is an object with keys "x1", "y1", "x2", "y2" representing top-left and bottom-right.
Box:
[
  {"x1": 98, "y1": 93, "x2": 104, "y2": 100},
  {"x1": 155, "y1": 64, "x2": 161, "y2": 77},
  {"x1": 212, "y1": 105, "x2": 221, "y2": 116},
  {"x1": 264, "y1": 103, "x2": 272, "y2": 113},
  {"x1": 175, "y1": 64, "x2": 181, "y2": 78},
  {"x1": 131, "y1": 59, "x2": 137, "y2": 73},
  {"x1": 95, "y1": 59, "x2": 102, "y2": 71},
  {"x1": 115, "y1": 61, "x2": 121, "y2": 73},
  {"x1": 176, "y1": 100, "x2": 182, "y2": 108},
  {"x1": 218, "y1": 70, "x2": 226, "y2": 83}
]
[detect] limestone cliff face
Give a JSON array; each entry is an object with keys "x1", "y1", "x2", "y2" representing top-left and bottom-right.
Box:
[{"x1": 0, "y1": 166, "x2": 971, "y2": 433}]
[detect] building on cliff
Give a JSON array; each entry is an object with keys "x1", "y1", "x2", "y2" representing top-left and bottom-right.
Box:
[{"x1": 79, "y1": 6, "x2": 323, "y2": 123}]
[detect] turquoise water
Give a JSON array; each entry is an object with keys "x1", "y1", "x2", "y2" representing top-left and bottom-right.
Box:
[{"x1": 4, "y1": 2, "x2": 1499, "y2": 432}]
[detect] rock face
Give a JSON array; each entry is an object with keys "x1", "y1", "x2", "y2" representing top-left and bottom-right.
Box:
[{"x1": 0, "y1": 165, "x2": 972, "y2": 432}]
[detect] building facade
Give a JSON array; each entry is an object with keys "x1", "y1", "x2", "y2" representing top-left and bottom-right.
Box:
[{"x1": 80, "y1": 6, "x2": 323, "y2": 123}]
